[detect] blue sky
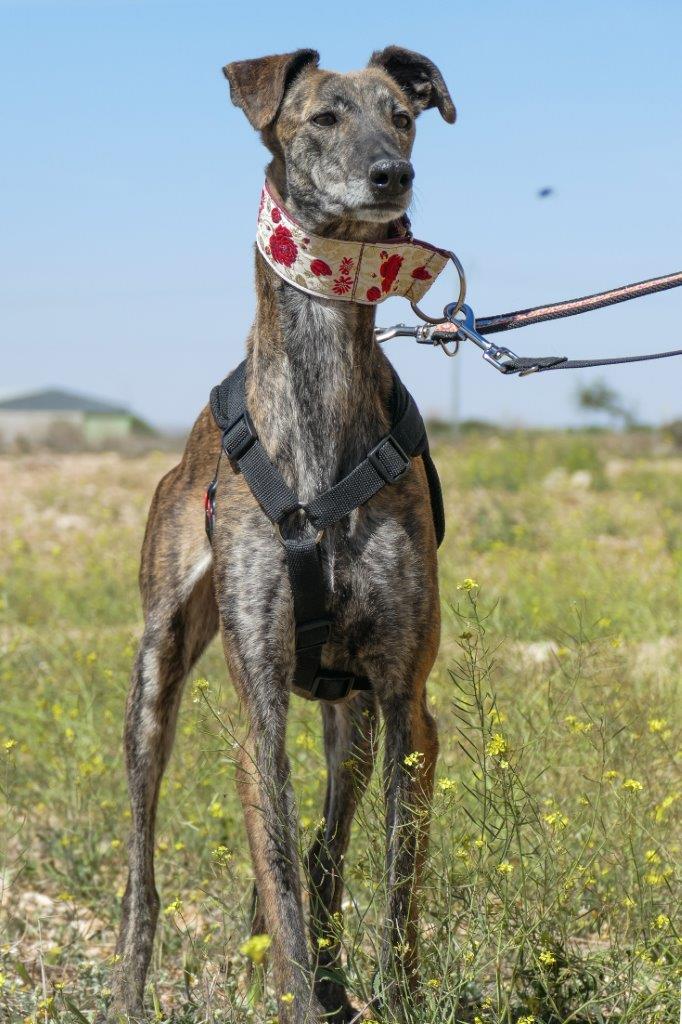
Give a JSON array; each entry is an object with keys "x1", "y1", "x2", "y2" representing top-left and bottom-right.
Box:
[{"x1": 2, "y1": 0, "x2": 681, "y2": 428}]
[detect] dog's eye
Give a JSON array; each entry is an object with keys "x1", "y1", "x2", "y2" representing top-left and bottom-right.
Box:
[
  {"x1": 393, "y1": 112, "x2": 412, "y2": 130},
  {"x1": 311, "y1": 112, "x2": 337, "y2": 127}
]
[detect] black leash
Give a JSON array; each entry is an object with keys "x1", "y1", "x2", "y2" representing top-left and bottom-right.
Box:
[
  {"x1": 206, "y1": 360, "x2": 444, "y2": 703},
  {"x1": 377, "y1": 270, "x2": 682, "y2": 376}
]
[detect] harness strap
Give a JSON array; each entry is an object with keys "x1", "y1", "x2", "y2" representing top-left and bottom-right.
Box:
[
  {"x1": 208, "y1": 359, "x2": 439, "y2": 702},
  {"x1": 211, "y1": 362, "x2": 300, "y2": 523},
  {"x1": 305, "y1": 392, "x2": 426, "y2": 527}
]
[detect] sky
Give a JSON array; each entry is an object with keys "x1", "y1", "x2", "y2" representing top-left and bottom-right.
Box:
[{"x1": 1, "y1": 0, "x2": 681, "y2": 429}]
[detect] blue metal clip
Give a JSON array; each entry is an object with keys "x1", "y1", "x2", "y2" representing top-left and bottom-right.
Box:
[{"x1": 443, "y1": 303, "x2": 524, "y2": 374}]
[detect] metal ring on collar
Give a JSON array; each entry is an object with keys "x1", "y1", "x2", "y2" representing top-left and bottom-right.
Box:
[{"x1": 410, "y1": 250, "x2": 467, "y2": 325}]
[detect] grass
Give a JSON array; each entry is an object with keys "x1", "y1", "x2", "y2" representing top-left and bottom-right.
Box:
[{"x1": 0, "y1": 430, "x2": 680, "y2": 1023}]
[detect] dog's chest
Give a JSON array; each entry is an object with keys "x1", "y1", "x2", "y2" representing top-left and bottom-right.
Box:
[{"x1": 261, "y1": 294, "x2": 384, "y2": 504}]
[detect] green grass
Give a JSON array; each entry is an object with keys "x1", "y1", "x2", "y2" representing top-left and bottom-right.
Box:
[{"x1": 0, "y1": 431, "x2": 680, "y2": 1023}]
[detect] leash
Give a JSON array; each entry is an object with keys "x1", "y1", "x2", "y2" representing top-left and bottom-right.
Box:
[{"x1": 377, "y1": 270, "x2": 682, "y2": 376}]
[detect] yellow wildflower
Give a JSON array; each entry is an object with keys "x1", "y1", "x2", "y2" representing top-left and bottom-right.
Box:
[
  {"x1": 191, "y1": 678, "x2": 210, "y2": 702},
  {"x1": 404, "y1": 750, "x2": 424, "y2": 768},
  {"x1": 280, "y1": 992, "x2": 294, "y2": 1004},
  {"x1": 486, "y1": 733, "x2": 507, "y2": 757},
  {"x1": 539, "y1": 950, "x2": 556, "y2": 966},
  {"x1": 654, "y1": 914, "x2": 669, "y2": 929},
  {"x1": 648, "y1": 718, "x2": 667, "y2": 733},
  {"x1": 426, "y1": 978, "x2": 440, "y2": 988},
  {"x1": 622, "y1": 778, "x2": 643, "y2": 792},
  {"x1": 653, "y1": 792, "x2": 679, "y2": 822},
  {"x1": 212, "y1": 844, "x2": 233, "y2": 867},
  {"x1": 163, "y1": 898, "x2": 183, "y2": 916},
  {"x1": 564, "y1": 714, "x2": 593, "y2": 734},
  {"x1": 3, "y1": 739, "x2": 16, "y2": 753},
  {"x1": 497, "y1": 861, "x2": 514, "y2": 874},
  {"x1": 438, "y1": 777, "x2": 457, "y2": 792},
  {"x1": 457, "y1": 577, "x2": 479, "y2": 591},
  {"x1": 543, "y1": 811, "x2": 569, "y2": 830},
  {"x1": 317, "y1": 937, "x2": 331, "y2": 949},
  {"x1": 240, "y1": 933, "x2": 271, "y2": 964}
]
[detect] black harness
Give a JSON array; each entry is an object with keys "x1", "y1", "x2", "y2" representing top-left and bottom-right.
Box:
[{"x1": 206, "y1": 359, "x2": 444, "y2": 703}]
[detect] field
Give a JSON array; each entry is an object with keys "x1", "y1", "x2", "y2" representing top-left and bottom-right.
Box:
[{"x1": 1, "y1": 430, "x2": 680, "y2": 1023}]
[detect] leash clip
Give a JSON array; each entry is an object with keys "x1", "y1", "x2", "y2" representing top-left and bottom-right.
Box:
[{"x1": 444, "y1": 302, "x2": 523, "y2": 374}]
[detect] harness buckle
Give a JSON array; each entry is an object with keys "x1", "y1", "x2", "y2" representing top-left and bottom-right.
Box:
[
  {"x1": 296, "y1": 618, "x2": 332, "y2": 652},
  {"x1": 222, "y1": 411, "x2": 257, "y2": 461},
  {"x1": 309, "y1": 672, "x2": 356, "y2": 702},
  {"x1": 368, "y1": 436, "x2": 411, "y2": 484}
]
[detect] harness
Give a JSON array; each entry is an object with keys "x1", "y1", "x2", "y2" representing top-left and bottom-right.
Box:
[{"x1": 205, "y1": 359, "x2": 444, "y2": 703}]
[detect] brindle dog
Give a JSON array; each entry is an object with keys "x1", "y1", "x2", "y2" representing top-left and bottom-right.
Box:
[{"x1": 111, "y1": 46, "x2": 455, "y2": 1024}]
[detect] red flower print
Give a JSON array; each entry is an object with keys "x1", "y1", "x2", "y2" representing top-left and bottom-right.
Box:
[
  {"x1": 411, "y1": 265, "x2": 432, "y2": 281},
  {"x1": 366, "y1": 286, "x2": 382, "y2": 302},
  {"x1": 333, "y1": 274, "x2": 353, "y2": 295},
  {"x1": 310, "y1": 259, "x2": 332, "y2": 277},
  {"x1": 380, "y1": 253, "x2": 404, "y2": 293},
  {"x1": 269, "y1": 225, "x2": 298, "y2": 267},
  {"x1": 339, "y1": 256, "x2": 354, "y2": 274},
  {"x1": 271, "y1": 207, "x2": 282, "y2": 223}
]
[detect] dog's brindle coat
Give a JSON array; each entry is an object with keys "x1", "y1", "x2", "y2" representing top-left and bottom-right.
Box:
[{"x1": 112, "y1": 47, "x2": 455, "y2": 1023}]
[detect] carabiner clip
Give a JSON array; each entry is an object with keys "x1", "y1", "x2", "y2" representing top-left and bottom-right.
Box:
[{"x1": 444, "y1": 303, "x2": 522, "y2": 374}]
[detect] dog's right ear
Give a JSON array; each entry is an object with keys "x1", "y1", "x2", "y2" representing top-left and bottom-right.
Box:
[{"x1": 223, "y1": 50, "x2": 320, "y2": 131}]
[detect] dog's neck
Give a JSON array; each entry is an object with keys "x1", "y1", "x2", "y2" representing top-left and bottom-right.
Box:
[{"x1": 246, "y1": 181, "x2": 396, "y2": 502}]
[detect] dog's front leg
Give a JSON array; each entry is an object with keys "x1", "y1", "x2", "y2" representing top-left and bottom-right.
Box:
[
  {"x1": 377, "y1": 675, "x2": 439, "y2": 1017},
  {"x1": 226, "y1": 644, "x2": 325, "y2": 1023}
]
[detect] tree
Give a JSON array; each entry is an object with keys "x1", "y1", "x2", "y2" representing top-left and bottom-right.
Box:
[{"x1": 575, "y1": 380, "x2": 637, "y2": 428}]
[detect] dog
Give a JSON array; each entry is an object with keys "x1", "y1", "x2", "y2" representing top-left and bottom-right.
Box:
[{"x1": 111, "y1": 46, "x2": 456, "y2": 1023}]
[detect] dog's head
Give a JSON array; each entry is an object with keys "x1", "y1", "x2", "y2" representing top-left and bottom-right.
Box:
[{"x1": 223, "y1": 47, "x2": 455, "y2": 235}]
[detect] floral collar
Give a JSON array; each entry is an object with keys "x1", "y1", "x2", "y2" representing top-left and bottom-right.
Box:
[{"x1": 256, "y1": 182, "x2": 449, "y2": 305}]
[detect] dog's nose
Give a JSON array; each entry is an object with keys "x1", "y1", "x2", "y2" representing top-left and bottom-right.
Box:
[{"x1": 369, "y1": 159, "x2": 415, "y2": 197}]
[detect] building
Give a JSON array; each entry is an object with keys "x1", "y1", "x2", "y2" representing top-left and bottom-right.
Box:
[{"x1": 0, "y1": 388, "x2": 151, "y2": 447}]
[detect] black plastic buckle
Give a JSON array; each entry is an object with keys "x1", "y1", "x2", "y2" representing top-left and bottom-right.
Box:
[
  {"x1": 295, "y1": 618, "x2": 332, "y2": 652},
  {"x1": 222, "y1": 411, "x2": 257, "y2": 461},
  {"x1": 368, "y1": 435, "x2": 411, "y2": 484},
  {"x1": 309, "y1": 672, "x2": 355, "y2": 702}
]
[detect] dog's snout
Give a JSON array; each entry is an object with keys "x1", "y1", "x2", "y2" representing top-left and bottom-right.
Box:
[{"x1": 368, "y1": 159, "x2": 414, "y2": 197}]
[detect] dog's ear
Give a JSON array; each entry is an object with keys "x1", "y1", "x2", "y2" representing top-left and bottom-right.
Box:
[
  {"x1": 369, "y1": 46, "x2": 455, "y2": 123},
  {"x1": 223, "y1": 49, "x2": 320, "y2": 131}
]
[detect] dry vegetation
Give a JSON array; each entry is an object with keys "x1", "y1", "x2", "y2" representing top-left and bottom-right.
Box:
[{"x1": 1, "y1": 429, "x2": 680, "y2": 1023}]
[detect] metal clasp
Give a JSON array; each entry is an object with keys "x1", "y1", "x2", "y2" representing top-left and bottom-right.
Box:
[
  {"x1": 374, "y1": 322, "x2": 460, "y2": 357},
  {"x1": 444, "y1": 303, "x2": 522, "y2": 374}
]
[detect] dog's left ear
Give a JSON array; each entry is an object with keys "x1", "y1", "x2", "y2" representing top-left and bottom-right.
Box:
[{"x1": 369, "y1": 46, "x2": 456, "y2": 123}]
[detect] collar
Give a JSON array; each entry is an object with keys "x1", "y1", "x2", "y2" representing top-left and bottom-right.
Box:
[{"x1": 256, "y1": 181, "x2": 450, "y2": 305}]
